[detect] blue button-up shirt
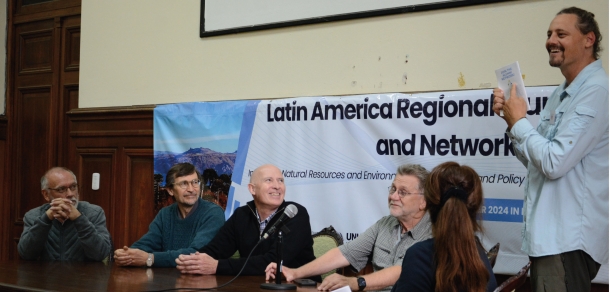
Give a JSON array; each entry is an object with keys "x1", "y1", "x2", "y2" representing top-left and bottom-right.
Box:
[{"x1": 507, "y1": 59, "x2": 608, "y2": 264}]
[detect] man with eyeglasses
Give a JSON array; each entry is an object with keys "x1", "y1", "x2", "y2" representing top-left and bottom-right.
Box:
[
  {"x1": 18, "y1": 167, "x2": 112, "y2": 261},
  {"x1": 265, "y1": 164, "x2": 433, "y2": 291},
  {"x1": 114, "y1": 162, "x2": 225, "y2": 267}
]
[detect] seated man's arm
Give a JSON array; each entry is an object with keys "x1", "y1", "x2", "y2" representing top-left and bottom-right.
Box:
[
  {"x1": 266, "y1": 247, "x2": 349, "y2": 281},
  {"x1": 176, "y1": 213, "x2": 240, "y2": 274},
  {"x1": 152, "y1": 205, "x2": 225, "y2": 267},
  {"x1": 269, "y1": 248, "x2": 400, "y2": 291},
  {"x1": 74, "y1": 204, "x2": 112, "y2": 261},
  {"x1": 318, "y1": 266, "x2": 401, "y2": 291},
  {"x1": 315, "y1": 217, "x2": 395, "y2": 290},
  {"x1": 18, "y1": 208, "x2": 53, "y2": 260},
  {"x1": 126, "y1": 211, "x2": 166, "y2": 265}
]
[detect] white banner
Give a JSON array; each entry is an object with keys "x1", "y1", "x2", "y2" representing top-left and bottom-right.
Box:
[{"x1": 153, "y1": 87, "x2": 607, "y2": 282}]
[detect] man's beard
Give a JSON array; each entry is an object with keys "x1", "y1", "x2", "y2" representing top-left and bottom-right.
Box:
[
  {"x1": 548, "y1": 45, "x2": 564, "y2": 67},
  {"x1": 70, "y1": 197, "x2": 79, "y2": 209},
  {"x1": 549, "y1": 56, "x2": 563, "y2": 67}
]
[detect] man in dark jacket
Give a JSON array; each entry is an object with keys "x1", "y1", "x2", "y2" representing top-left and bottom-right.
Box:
[{"x1": 175, "y1": 164, "x2": 318, "y2": 280}]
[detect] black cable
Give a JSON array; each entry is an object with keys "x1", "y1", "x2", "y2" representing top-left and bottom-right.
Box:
[{"x1": 143, "y1": 238, "x2": 264, "y2": 292}]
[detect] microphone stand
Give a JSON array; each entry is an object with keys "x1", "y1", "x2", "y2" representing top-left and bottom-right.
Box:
[{"x1": 260, "y1": 231, "x2": 296, "y2": 290}]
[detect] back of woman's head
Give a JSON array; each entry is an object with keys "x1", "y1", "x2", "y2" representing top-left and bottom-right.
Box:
[
  {"x1": 425, "y1": 161, "x2": 488, "y2": 292},
  {"x1": 425, "y1": 161, "x2": 483, "y2": 226}
]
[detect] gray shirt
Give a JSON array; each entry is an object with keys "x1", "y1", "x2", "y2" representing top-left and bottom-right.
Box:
[{"x1": 338, "y1": 212, "x2": 432, "y2": 291}]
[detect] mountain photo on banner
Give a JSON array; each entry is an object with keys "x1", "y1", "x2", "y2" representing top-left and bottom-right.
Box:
[{"x1": 153, "y1": 101, "x2": 250, "y2": 211}]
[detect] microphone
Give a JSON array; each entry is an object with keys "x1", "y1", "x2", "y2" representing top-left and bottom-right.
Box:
[{"x1": 261, "y1": 204, "x2": 298, "y2": 240}]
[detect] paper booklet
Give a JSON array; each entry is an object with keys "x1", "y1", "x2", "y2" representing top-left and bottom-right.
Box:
[{"x1": 495, "y1": 61, "x2": 530, "y2": 116}]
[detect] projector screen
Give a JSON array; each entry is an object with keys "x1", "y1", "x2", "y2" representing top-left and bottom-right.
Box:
[{"x1": 200, "y1": 0, "x2": 507, "y2": 37}]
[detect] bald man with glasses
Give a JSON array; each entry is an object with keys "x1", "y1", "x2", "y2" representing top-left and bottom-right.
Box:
[
  {"x1": 114, "y1": 162, "x2": 225, "y2": 267},
  {"x1": 18, "y1": 167, "x2": 112, "y2": 262}
]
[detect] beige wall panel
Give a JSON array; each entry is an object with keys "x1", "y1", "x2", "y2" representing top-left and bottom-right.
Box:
[{"x1": 80, "y1": 0, "x2": 608, "y2": 108}]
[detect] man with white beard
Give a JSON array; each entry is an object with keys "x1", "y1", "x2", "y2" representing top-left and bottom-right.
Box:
[{"x1": 18, "y1": 167, "x2": 112, "y2": 261}]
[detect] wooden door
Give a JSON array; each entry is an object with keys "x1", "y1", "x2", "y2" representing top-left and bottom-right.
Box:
[{"x1": 4, "y1": 0, "x2": 81, "y2": 260}]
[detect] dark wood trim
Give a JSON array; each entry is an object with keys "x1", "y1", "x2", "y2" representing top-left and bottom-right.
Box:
[
  {"x1": 13, "y1": 3, "x2": 80, "y2": 24},
  {"x1": 68, "y1": 105, "x2": 156, "y2": 114},
  {"x1": 67, "y1": 105, "x2": 156, "y2": 252},
  {"x1": 0, "y1": 117, "x2": 8, "y2": 261},
  {"x1": 3, "y1": 0, "x2": 16, "y2": 262},
  {"x1": 0, "y1": 116, "x2": 6, "y2": 139}
]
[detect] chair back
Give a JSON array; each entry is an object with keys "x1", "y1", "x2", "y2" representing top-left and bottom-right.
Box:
[
  {"x1": 312, "y1": 226, "x2": 343, "y2": 279},
  {"x1": 475, "y1": 237, "x2": 500, "y2": 268},
  {"x1": 493, "y1": 261, "x2": 531, "y2": 292},
  {"x1": 487, "y1": 242, "x2": 500, "y2": 268}
]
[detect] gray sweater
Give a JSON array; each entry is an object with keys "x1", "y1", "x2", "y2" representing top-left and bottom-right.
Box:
[{"x1": 18, "y1": 201, "x2": 112, "y2": 261}]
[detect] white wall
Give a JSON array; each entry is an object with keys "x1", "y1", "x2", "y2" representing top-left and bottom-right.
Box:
[{"x1": 79, "y1": 0, "x2": 609, "y2": 108}]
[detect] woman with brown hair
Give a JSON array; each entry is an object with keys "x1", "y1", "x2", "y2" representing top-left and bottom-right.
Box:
[{"x1": 391, "y1": 161, "x2": 497, "y2": 292}]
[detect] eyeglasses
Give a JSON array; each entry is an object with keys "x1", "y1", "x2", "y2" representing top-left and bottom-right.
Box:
[
  {"x1": 388, "y1": 186, "x2": 422, "y2": 198},
  {"x1": 48, "y1": 184, "x2": 78, "y2": 194},
  {"x1": 173, "y1": 179, "x2": 201, "y2": 189}
]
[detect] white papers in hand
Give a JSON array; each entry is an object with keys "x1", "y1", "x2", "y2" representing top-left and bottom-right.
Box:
[
  {"x1": 330, "y1": 285, "x2": 351, "y2": 292},
  {"x1": 495, "y1": 61, "x2": 530, "y2": 116}
]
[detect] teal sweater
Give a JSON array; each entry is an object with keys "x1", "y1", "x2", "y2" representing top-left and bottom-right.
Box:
[{"x1": 131, "y1": 198, "x2": 225, "y2": 267}]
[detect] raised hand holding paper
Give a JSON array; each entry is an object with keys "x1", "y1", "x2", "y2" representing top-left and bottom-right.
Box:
[{"x1": 495, "y1": 61, "x2": 530, "y2": 116}]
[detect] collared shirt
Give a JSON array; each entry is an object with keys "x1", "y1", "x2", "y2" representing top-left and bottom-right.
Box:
[
  {"x1": 176, "y1": 199, "x2": 199, "y2": 219},
  {"x1": 256, "y1": 209, "x2": 277, "y2": 235},
  {"x1": 338, "y1": 212, "x2": 432, "y2": 291},
  {"x1": 507, "y1": 59, "x2": 608, "y2": 264}
]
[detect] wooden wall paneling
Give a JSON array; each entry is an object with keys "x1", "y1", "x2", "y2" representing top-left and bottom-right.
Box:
[
  {"x1": 9, "y1": 87, "x2": 55, "y2": 260},
  {"x1": 15, "y1": 87, "x2": 55, "y2": 221},
  {"x1": 68, "y1": 106, "x2": 155, "y2": 253},
  {"x1": 58, "y1": 16, "x2": 80, "y2": 165},
  {"x1": 60, "y1": 85, "x2": 78, "y2": 164},
  {"x1": 8, "y1": 18, "x2": 58, "y2": 260},
  {"x1": 14, "y1": 0, "x2": 81, "y2": 23},
  {"x1": 68, "y1": 107, "x2": 155, "y2": 135},
  {"x1": 0, "y1": 117, "x2": 9, "y2": 261},
  {"x1": 17, "y1": 22, "x2": 53, "y2": 74},
  {"x1": 121, "y1": 149, "x2": 155, "y2": 247},
  {"x1": 2, "y1": 0, "x2": 15, "y2": 261},
  {"x1": 4, "y1": 0, "x2": 81, "y2": 261},
  {"x1": 76, "y1": 149, "x2": 116, "y2": 221},
  {"x1": 61, "y1": 17, "x2": 80, "y2": 72}
]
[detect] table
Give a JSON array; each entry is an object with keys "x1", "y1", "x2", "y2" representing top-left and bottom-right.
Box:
[{"x1": 0, "y1": 260, "x2": 320, "y2": 292}]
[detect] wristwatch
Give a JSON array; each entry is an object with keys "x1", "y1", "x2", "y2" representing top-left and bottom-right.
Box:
[
  {"x1": 146, "y1": 253, "x2": 154, "y2": 267},
  {"x1": 357, "y1": 276, "x2": 366, "y2": 291}
]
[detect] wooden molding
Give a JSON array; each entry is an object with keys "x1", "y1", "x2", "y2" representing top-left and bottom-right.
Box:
[
  {"x1": 0, "y1": 117, "x2": 8, "y2": 260},
  {"x1": 68, "y1": 105, "x2": 155, "y2": 251},
  {"x1": 0, "y1": 116, "x2": 6, "y2": 140}
]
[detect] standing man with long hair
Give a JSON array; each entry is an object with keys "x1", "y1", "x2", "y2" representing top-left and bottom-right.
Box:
[
  {"x1": 493, "y1": 6, "x2": 607, "y2": 291},
  {"x1": 391, "y1": 161, "x2": 496, "y2": 292}
]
